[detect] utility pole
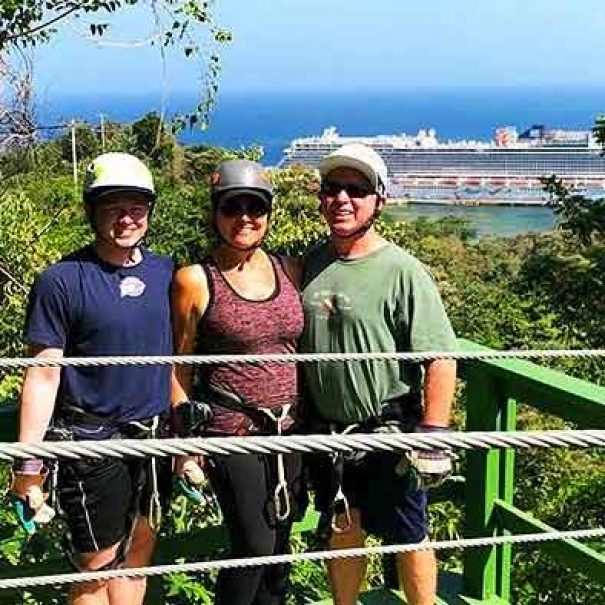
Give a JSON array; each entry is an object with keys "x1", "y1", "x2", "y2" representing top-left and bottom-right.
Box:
[
  {"x1": 100, "y1": 113, "x2": 106, "y2": 152},
  {"x1": 71, "y1": 120, "x2": 78, "y2": 197}
]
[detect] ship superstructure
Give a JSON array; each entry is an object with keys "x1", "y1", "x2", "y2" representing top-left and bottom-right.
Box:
[{"x1": 278, "y1": 125, "x2": 605, "y2": 204}]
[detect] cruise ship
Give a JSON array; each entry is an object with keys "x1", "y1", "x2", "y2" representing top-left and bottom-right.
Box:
[{"x1": 278, "y1": 125, "x2": 605, "y2": 204}]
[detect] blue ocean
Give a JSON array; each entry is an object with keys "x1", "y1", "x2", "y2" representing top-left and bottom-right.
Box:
[
  {"x1": 38, "y1": 85, "x2": 605, "y2": 235},
  {"x1": 39, "y1": 85, "x2": 605, "y2": 165}
]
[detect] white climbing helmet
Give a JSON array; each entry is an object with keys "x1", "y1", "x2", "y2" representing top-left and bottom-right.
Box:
[{"x1": 84, "y1": 152, "x2": 155, "y2": 202}]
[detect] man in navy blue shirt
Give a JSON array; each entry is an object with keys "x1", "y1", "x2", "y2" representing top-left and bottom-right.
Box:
[{"x1": 11, "y1": 153, "x2": 174, "y2": 605}]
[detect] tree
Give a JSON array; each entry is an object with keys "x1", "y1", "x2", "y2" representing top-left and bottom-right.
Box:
[
  {"x1": 0, "y1": 49, "x2": 36, "y2": 153},
  {"x1": 0, "y1": 1, "x2": 232, "y2": 131},
  {"x1": 540, "y1": 114, "x2": 605, "y2": 246}
]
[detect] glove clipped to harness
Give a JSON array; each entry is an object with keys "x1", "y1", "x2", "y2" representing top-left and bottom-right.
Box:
[
  {"x1": 395, "y1": 424, "x2": 455, "y2": 490},
  {"x1": 172, "y1": 399, "x2": 214, "y2": 505},
  {"x1": 176, "y1": 457, "x2": 211, "y2": 505},
  {"x1": 10, "y1": 459, "x2": 55, "y2": 535}
]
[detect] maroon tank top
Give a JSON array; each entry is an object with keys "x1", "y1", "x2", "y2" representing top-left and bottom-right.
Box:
[{"x1": 194, "y1": 255, "x2": 304, "y2": 435}]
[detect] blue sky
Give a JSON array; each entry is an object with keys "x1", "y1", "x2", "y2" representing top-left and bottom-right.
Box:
[{"x1": 35, "y1": 0, "x2": 605, "y2": 96}]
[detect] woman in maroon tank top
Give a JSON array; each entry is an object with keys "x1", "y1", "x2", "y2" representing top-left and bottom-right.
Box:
[{"x1": 171, "y1": 160, "x2": 306, "y2": 605}]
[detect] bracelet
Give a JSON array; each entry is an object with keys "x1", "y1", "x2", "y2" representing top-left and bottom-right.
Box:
[
  {"x1": 416, "y1": 423, "x2": 449, "y2": 433},
  {"x1": 13, "y1": 458, "x2": 44, "y2": 474}
]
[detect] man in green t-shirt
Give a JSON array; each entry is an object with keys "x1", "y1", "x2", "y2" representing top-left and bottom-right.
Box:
[{"x1": 301, "y1": 143, "x2": 457, "y2": 605}]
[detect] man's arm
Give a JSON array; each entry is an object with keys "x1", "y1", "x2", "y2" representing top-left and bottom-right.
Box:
[
  {"x1": 19, "y1": 345, "x2": 63, "y2": 443},
  {"x1": 421, "y1": 359, "x2": 457, "y2": 428}
]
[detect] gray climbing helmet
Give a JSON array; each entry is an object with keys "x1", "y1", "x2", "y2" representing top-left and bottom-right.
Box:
[{"x1": 210, "y1": 159, "x2": 273, "y2": 207}]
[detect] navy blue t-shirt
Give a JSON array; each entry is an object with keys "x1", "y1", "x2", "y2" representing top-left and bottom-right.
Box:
[{"x1": 25, "y1": 245, "x2": 174, "y2": 423}]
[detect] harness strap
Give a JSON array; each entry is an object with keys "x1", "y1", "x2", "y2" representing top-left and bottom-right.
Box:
[
  {"x1": 200, "y1": 385, "x2": 298, "y2": 521},
  {"x1": 311, "y1": 394, "x2": 421, "y2": 539},
  {"x1": 201, "y1": 384, "x2": 273, "y2": 431},
  {"x1": 260, "y1": 404, "x2": 292, "y2": 521},
  {"x1": 328, "y1": 423, "x2": 358, "y2": 533},
  {"x1": 129, "y1": 416, "x2": 162, "y2": 531}
]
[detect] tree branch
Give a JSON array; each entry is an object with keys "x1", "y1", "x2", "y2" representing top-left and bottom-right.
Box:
[{"x1": 0, "y1": 6, "x2": 80, "y2": 46}]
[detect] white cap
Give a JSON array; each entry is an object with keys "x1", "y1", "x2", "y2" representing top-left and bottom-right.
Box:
[{"x1": 319, "y1": 143, "x2": 388, "y2": 193}]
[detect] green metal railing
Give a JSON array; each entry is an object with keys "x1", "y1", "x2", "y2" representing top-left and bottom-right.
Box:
[
  {"x1": 460, "y1": 339, "x2": 605, "y2": 605},
  {"x1": 0, "y1": 338, "x2": 603, "y2": 604}
]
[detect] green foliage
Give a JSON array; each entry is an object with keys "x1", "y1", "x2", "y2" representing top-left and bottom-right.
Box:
[
  {"x1": 511, "y1": 409, "x2": 605, "y2": 605},
  {"x1": 183, "y1": 144, "x2": 263, "y2": 184},
  {"x1": 266, "y1": 165, "x2": 327, "y2": 256},
  {"x1": 131, "y1": 113, "x2": 177, "y2": 167},
  {"x1": 56, "y1": 123, "x2": 101, "y2": 163},
  {"x1": 541, "y1": 175, "x2": 605, "y2": 245}
]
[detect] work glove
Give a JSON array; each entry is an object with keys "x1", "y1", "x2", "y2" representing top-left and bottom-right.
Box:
[
  {"x1": 10, "y1": 459, "x2": 55, "y2": 535},
  {"x1": 175, "y1": 456, "x2": 212, "y2": 505},
  {"x1": 172, "y1": 400, "x2": 213, "y2": 438},
  {"x1": 395, "y1": 424, "x2": 455, "y2": 490}
]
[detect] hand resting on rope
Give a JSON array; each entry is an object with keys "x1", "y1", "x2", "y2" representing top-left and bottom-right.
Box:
[{"x1": 396, "y1": 424, "x2": 456, "y2": 490}]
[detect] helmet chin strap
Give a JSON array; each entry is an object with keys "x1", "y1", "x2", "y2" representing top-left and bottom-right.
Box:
[
  {"x1": 219, "y1": 232, "x2": 268, "y2": 253},
  {"x1": 327, "y1": 198, "x2": 382, "y2": 240},
  {"x1": 212, "y1": 210, "x2": 271, "y2": 253}
]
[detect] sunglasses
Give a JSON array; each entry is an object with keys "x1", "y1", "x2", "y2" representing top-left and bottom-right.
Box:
[
  {"x1": 320, "y1": 181, "x2": 375, "y2": 199},
  {"x1": 217, "y1": 198, "x2": 270, "y2": 218}
]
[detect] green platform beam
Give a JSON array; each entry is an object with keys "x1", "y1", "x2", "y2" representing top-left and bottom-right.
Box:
[{"x1": 495, "y1": 499, "x2": 605, "y2": 585}]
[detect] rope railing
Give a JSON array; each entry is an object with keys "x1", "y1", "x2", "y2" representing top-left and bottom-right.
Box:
[
  {"x1": 0, "y1": 348, "x2": 603, "y2": 369},
  {"x1": 0, "y1": 526, "x2": 603, "y2": 590},
  {"x1": 1, "y1": 430, "x2": 604, "y2": 462},
  {"x1": 0, "y1": 348, "x2": 602, "y2": 594}
]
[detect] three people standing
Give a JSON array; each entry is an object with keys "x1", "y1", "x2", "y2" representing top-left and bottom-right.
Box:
[{"x1": 13, "y1": 146, "x2": 456, "y2": 605}]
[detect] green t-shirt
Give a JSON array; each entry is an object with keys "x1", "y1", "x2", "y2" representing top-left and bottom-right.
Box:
[{"x1": 301, "y1": 242, "x2": 457, "y2": 423}]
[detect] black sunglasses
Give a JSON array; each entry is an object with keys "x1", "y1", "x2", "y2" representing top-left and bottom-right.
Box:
[
  {"x1": 217, "y1": 197, "x2": 270, "y2": 218},
  {"x1": 320, "y1": 181, "x2": 375, "y2": 199}
]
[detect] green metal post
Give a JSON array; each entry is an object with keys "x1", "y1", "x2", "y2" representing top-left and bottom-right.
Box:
[
  {"x1": 462, "y1": 367, "x2": 515, "y2": 603},
  {"x1": 463, "y1": 365, "x2": 501, "y2": 600},
  {"x1": 496, "y1": 397, "x2": 516, "y2": 601}
]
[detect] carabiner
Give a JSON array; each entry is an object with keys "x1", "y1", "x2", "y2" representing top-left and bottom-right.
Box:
[
  {"x1": 274, "y1": 479, "x2": 291, "y2": 521},
  {"x1": 330, "y1": 486, "x2": 352, "y2": 533}
]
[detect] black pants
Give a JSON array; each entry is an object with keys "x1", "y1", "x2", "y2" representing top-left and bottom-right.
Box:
[{"x1": 207, "y1": 452, "x2": 306, "y2": 605}]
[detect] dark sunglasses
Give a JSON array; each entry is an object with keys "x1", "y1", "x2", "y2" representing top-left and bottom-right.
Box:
[
  {"x1": 217, "y1": 197, "x2": 270, "y2": 218},
  {"x1": 320, "y1": 181, "x2": 375, "y2": 199}
]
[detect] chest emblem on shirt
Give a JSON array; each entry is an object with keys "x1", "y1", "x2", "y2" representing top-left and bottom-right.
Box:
[
  {"x1": 310, "y1": 290, "x2": 352, "y2": 320},
  {"x1": 119, "y1": 276, "x2": 146, "y2": 298}
]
